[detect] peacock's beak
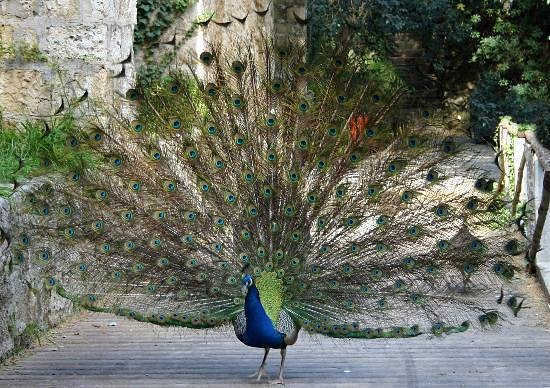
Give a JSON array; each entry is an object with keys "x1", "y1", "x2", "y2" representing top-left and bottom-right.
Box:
[{"x1": 241, "y1": 284, "x2": 248, "y2": 296}]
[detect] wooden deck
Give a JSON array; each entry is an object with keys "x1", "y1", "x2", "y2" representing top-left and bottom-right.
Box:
[
  {"x1": 1, "y1": 304, "x2": 550, "y2": 388},
  {"x1": 1, "y1": 276, "x2": 550, "y2": 388}
]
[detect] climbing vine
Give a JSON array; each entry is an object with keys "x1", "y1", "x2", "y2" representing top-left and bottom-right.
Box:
[
  {"x1": 136, "y1": 12, "x2": 213, "y2": 89},
  {"x1": 134, "y1": 0, "x2": 196, "y2": 48},
  {"x1": 133, "y1": 0, "x2": 211, "y2": 88}
]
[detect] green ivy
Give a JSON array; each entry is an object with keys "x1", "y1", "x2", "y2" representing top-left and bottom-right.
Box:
[
  {"x1": 134, "y1": 0, "x2": 207, "y2": 89},
  {"x1": 134, "y1": 0, "x2": 196, "y2": 48},
  {"x1": 136, "y1": 12, "x2": 209, "y2": 89}
]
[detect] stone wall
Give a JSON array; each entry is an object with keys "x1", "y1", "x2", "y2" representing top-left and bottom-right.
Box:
[
  {"x1": 142, "y1": 0, "x2": 306, "y2": 72},
  {"x1": 0, "y1": 0, "x2": 136, "y2": 361},
  {"x1": 0, "y1": 194, "x2": 74, "y2": 361},
  {"x1": 0, "y1": 0, "x2": 136, "y2": 122}
]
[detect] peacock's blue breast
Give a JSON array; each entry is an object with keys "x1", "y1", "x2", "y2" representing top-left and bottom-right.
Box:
[{"x1": 234, "y1": 285, "x2": 286, "y2": 349}]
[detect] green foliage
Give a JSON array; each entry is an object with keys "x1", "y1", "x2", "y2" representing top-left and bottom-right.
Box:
[
  {"x1": 472, "y1": 1, "x2": 549, "y2": 101},
  {"x1": 535, "y1": 123, "x2": 550, "y2": 149},
  {"x1": 470, "y1": 68, "x2": 550, "y2": 144},
  {"x1": 195, "y1": 10, "x2": 214, "y2": 24},
  {"x1": 0, "y1": 113, "x2": 100, "y2": 197},
  {"x1": 469, "y1": 0, "x2": 549, "y2": 144},
  {"x1": 136, "y1": 65, "x2": 165, "y2": 89},
  {"x1": 309, "y1": 0, "x2": 549, "y2": 145},
  {"x1": 174, "y1": 0, "x2": 192, "y2": 12},
  {"x1": 469, "y1": 72, "x2": 504, "y2": 138},
  {"x1": 309, "y1": 1, "x2": 490, "y2": 62},
  {"x1": 136, "y1": 12, "x2": 206, "y2": 89},
  {"x1": 0, "y1": 40, "x2": 48, "y2": 62},
  {"x1": 364, "y1": 56, "x2": 405, "y2": 91},
  {"x1": 134, "y1": 0, "x2": 195, "y2": 48}
]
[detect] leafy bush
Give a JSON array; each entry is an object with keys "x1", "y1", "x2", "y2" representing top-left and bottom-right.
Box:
[
  {"x1": 469, "y1": 72, "x2": 505, "y2": 140},
  {"x1": 469, "y1": 0, "x2": 549, "y2": 144},
  {"x1": 470, "y1": 73, "x2": 550, "y2": 144},
  {"x1": 0, "y1": 113, "x2": 99, "y2": 197},
  {"x1": 309, "y1": 0, "x2": 549, "y2": 146}
]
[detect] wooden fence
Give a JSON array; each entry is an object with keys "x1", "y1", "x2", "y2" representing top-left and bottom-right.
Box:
[{"x1": 499, "y1": 118, "x2": 550, "y2": 296}]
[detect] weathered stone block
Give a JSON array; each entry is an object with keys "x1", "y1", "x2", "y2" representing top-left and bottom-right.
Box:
[
  {"x1": 82, "y1": 0, "x2": 137, "y2": 24},
  {"x1": 1, "y1": 0, "x2": 39, "y2": 19},
  {"x1": 45, "y1": 24, "x2": 108, "y2": 61},
  {"x1": 41, "y1": 0, "x2": 80, "y2": 19},
  {"x1": 107, "y1": 24, "x2": 134, "y2": 64},
  {"x1": 0, "y1": 24, "x2": 15, "y2": 45},
  {"x1": 89, "y1": 67, "x2": 112, "y2": 101},
  {"x1": 14, "y1": 26, "x2": 39, "y2": 46},
  {"x1": 0, "y1": 69, "x2": 52, "y2": 119}
]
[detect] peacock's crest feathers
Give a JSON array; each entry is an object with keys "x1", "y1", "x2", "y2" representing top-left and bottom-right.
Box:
[{"x1": 9, "y1": 40, "x2": 523, "y2": 338}]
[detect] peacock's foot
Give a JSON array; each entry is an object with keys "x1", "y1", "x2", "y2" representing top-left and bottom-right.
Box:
[
  {"x1": 248, "y1": 367, "x2": 269, "y2": 381},
  {"x1": 268, "y1": 378, "x2": 285, "y2": 385}
]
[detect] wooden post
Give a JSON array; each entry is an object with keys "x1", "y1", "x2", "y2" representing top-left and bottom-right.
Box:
[
  {"x1": 511, "y1": 152, "x2": 526, "y2": 216},
  {"x1": 528, "y1": 172, "x2": 550, "y2": 274}
]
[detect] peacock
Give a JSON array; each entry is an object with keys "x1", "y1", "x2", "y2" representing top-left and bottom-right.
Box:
[{"x1": 5, "y1": 37, "x2": 523, "y2": 384}]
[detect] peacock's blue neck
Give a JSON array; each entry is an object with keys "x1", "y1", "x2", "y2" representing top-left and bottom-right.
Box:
[{"x1": 239, "y1": 284, "x2": 285, "y2": 349}]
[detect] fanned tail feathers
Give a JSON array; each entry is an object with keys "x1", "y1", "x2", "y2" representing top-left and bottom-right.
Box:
[{"x1": 9, "y1": 40, "x2": 522, "y2": 338}]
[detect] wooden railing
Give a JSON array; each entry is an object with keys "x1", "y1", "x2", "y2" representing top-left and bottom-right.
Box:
[{"x1": 499, "y1": 118, "x2": 550, "y2": 296}]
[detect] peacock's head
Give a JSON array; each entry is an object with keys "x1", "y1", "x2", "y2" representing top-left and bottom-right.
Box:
[{"x1": 241, "y1": 274, "x2": 253, "y2": 295}]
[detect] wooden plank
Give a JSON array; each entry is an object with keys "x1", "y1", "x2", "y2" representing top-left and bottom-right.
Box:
[{"x1": 518, "y1": 131, "x2": 550, "y2": 172}]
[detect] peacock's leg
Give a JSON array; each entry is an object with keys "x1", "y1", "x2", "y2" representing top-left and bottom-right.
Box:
[
  {"x1": 269, "y1": 347, "x2": 286, "y2": 385},
  {"x1": 248, "y1": 347, "x2": 270, "y2": 380}
]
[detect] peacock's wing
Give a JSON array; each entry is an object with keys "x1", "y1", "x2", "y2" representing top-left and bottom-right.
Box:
[
  {"x1": 276, "y1": 310, "x2": 297, "y2": 338},
  {"x1": 9, "y1": 39, "x2": 521, "y2": 335},
  {"x1": 233, "y1": 311, "x2": 246, "y2": 337}
]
